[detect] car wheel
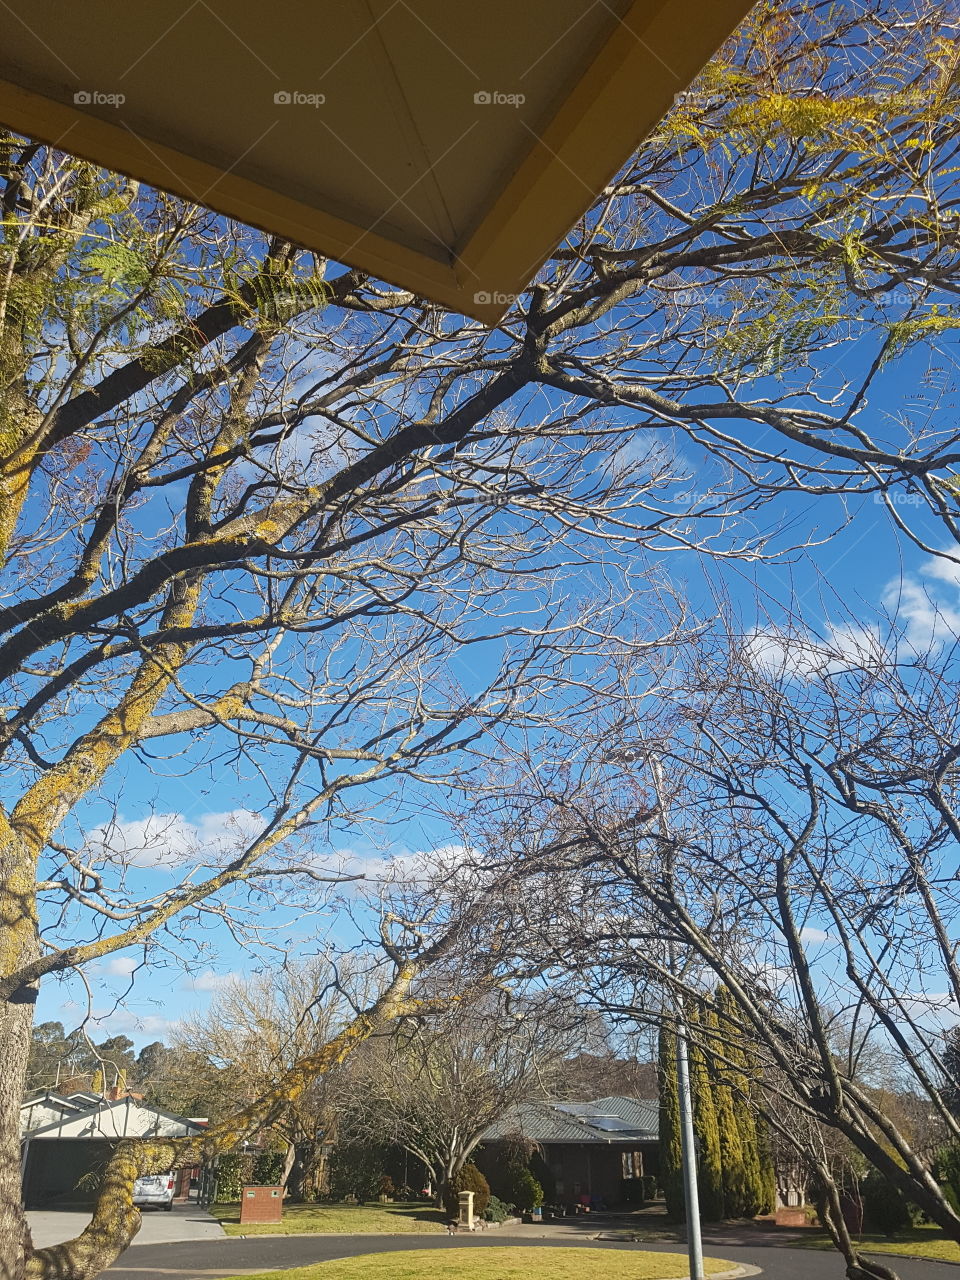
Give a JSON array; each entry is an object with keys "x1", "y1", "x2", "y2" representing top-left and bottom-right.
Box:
[{"x1": 164, "y1": 1202, "x2": 174, "y2": 1211}]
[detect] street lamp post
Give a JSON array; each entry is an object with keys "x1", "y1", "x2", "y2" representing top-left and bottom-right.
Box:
[
  {"x1": 675, "y1": 997, "x2": 705, "y2": 1280},
  {"x1": 650, "y1": 752, "x2": 705, "y2": 1280}
]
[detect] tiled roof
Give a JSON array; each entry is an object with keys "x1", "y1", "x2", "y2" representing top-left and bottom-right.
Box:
[{"x1": 482, "y1": 1096, "x2": 657, "y2": 1145}]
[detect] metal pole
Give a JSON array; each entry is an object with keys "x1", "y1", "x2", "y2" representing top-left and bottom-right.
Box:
[
  {"x1": 651, "y1": 756, "x2": 704, "y2": 1280},
  {"x1": 676, "y1": 1002, "x2": 704, "y2": 1280}
]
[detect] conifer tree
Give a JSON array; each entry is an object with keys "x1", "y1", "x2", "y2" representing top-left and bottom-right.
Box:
[
  {"x1": 687, "y1": 1010, "x2": 725, "y2": 1222},
  {"x1": 657, "y1": 1023, "x2": 685, "y2": 1221},
  {"x1": 705, "y1": 1004, "x2": 751, "y2": 1217},
  {"x1": 715, "y1": 988, "x2": 775, "y2": 1216}
]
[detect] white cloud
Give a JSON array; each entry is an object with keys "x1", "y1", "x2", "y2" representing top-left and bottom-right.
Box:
[
  {"x1": 100, "y1": 1011, "x2": 179, "y2": 1036},
  {"x1": 332, "y1": 842, "x2": 479, "y2": 894},
  {"x1": 182, "y1": 969, "x2": 241, "y2": 992},
  {"x1": 882, "y1": 577, "x2": 960, "y2": 652},
  {"x1": 897, "y1": 991, "x2": 960, "y2": 1029},
  {"x1": 103, "y1": 956, "x2": 139, "y2": 977},
  {"x1": 920, "y1": 551, "x2": 960, "y2": 590},
  {"x1": 745, "y1": 628, "x2": 829, "y2": 680},
  {"x1": 84, "y1": 809, "x2": 261, "y2": 870},
  {"x1": 799, "y1": 926, "x2": 832, "y2": 945},
  {"x1": 745, "y1": 623, "x2": 888, "y2": 681}
]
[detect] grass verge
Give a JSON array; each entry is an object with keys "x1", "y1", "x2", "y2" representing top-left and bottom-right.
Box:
[
  {"x1": 211, "y1": 1200, "x2": 447, "y2": 1236},
  {"x1": 218, "y1": 1244, "x2": 737, "y2": 1280},
  {"x1": 796, "y1": 1224, "x2": 960, "y2": 1263}
]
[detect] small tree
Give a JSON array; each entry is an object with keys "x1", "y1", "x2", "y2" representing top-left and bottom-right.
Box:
[
  {"x1": 687, "y1": 1028, "x2": 725, "y2": 1222},
  {"x1": 442, "y1": 1163, "x2": 490, "y2": 1219},
  {"x1": 502, "y1": 1164, "x2": 543, "y2": 1213}
]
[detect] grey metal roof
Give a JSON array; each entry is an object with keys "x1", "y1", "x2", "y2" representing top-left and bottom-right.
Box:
[
  {"x1": 482, "y1": 1096, "x2": 657, "y2": 1145},
  {"x1": 591, "y1": 1096, "x2": 659, "y2": 1131}
]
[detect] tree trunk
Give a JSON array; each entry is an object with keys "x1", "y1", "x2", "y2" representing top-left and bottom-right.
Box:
[
  {"x1": 287, "y1": 1141, "x2": 326, "y2": 1202},
  {"x1": 0, "y1": 986, "x2": 34, "y2": 1280},
  {"x1": 0, "y1": 819, "x2": 41, "y2": 1280}
]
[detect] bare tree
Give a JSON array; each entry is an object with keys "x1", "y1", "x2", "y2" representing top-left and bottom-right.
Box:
[
  {"x1": 469, "y1": 604, "x2": 960, "y2": 1279},
  {"x1": 337, "y1": 987, "x2": 584, "y2": 1202},
  {"x1": 0, "y1": 147, "x2": 692, "y2": 1280},
  {"x1": 173, "y1": 957, "x2": 372, "y2": 1199}
]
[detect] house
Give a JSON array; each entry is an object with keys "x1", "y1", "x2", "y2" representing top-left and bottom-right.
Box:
[
  {"x1": 477, "y1": 1096, "x2": 659, "y2": 1208},
  {"x1": 20, "y1": 1091, "x2": 205, "y2": 1208}
]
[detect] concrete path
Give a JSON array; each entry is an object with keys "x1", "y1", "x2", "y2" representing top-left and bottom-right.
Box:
[
  {"x1": 28, "y1": 1202, "x2": 225, "y2": 1249},
  {"x1": 102, "y1": 1232, "x2": 958, "y2": 1280}
]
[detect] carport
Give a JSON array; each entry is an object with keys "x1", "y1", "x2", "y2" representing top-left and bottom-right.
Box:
[{"x1": 21, "y1": 1097, "x2": 204, "y2": 1209}]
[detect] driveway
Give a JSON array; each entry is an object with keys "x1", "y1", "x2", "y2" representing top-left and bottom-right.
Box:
[
  {"x1": 28, "y1": 1201, "x2": 225, "y2": 1249},
  {"x1": 102, "y1": 1233, "x2": 958, "y2": 1280}
]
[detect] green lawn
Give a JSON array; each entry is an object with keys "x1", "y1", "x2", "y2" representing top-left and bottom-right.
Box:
[
  {"x1": 797, "y1": 1224, "x2": 960, "y2": 1263},
  {"x1": 219, "y1": 1245, "x2": 737, "y2": 1280},
  {"x1": 211, "y1": 1200, "x2": 447, "y2": 1236}
]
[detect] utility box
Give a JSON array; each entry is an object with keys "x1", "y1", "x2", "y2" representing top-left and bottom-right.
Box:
[
  {"x1": 240, "y1": 1185, "x2": 284, "y2": 1225},
  {"x1": 458, "y1": 1189, "x2": 474, "y2": 1230}
]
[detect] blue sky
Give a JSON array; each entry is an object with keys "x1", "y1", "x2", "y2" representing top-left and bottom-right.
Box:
[
  {"x1": 35, "y1": 446, "x2": 960, "y2": 1051},
  {"x1": 24, "y1": 179, "x2": 960, "y2": 1054}
]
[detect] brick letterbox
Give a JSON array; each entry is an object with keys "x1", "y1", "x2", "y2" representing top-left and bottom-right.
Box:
[{"x1": 240, "y1": 1185, "x2": 284, "y2": 1224}]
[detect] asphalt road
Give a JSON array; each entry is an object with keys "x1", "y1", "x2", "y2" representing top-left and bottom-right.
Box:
[{"x1": 103, "y1": 1233, "x2": 959, "y2": 1280}]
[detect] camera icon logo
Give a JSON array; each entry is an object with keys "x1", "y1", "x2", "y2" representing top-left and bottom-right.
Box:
[
  {"x1": 274, "y1": 90, "x2": 292, "y2": 105},
  {"x1": 473, "y1": 291, "x2": 492, "y2": 305},
  {"x1": 74, "y1": 90, "x2": 92, "y2": 105},
  {"x1": 474, "y1": 91, "x2": 492, "y2": 105}
]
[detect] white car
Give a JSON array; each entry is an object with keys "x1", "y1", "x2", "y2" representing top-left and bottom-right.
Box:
[{"x1": 132, "y1": 1171, "x2": 176, "y2": 1211}]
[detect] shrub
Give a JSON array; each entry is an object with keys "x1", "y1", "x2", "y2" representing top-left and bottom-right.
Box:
[
  {"x1": 938, "y1": 1146, "x2": 960, "y2": 1212},
  {"x1": 504, "y1": 1165, "x2": 543, "y2": 1213},
  {"x1": 860, "y1": 1170, "x2": 918, "y2": 1234},
  {"x1": 215, "y1": 1152, "x2": 245, "y2": 1202},
  {"x1": 940, "y1": 1181, "x2": 960, "y2": 1216},
  {"x1": 442, "y1": 1162, "x2": 490, "y2": 1219},
  {"x1": 530, "y1": 1152, "x2": 556, "y2": 1203},
  {"x1": 327, "y1": 1141, "x2": 389, "y2": 1202},
  {"x1": 484, "y1": 1194, "x2": 513, "y2": 1223},
  {"x1": 253, "y1": 1151, "x2": 286, "y2": 1185}
]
